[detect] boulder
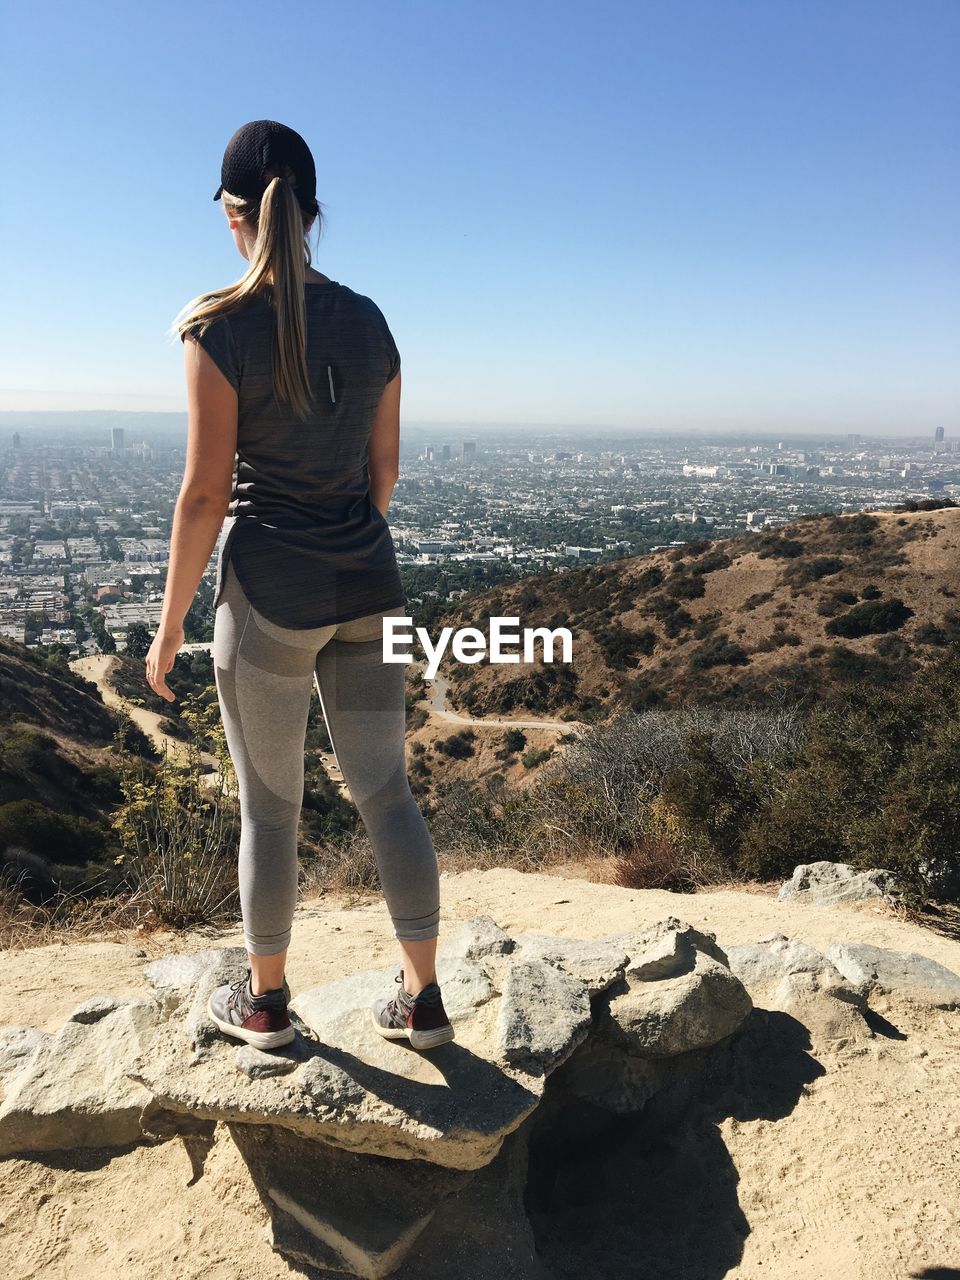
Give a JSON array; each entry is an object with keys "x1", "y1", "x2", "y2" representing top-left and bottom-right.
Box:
[
  {"x1": 726, "y1": 934, "x2": 871, "y2": 1042},
  {"x1": 0, "y1": 995, "x2": 160, "y2": 1156},
  {"x1": 826, "y1": 942, "x2": 960, "y2": 1010},
  {"x1": 778, "y1": 861, "x2": 900, "y2": 906}
]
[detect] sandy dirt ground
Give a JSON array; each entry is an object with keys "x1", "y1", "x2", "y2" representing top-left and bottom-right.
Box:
[{"x1": 2, "y1": 865, "x2": 959, "y2": 1280}]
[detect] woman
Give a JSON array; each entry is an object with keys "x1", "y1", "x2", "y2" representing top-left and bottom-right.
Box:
[{"x1": 145, "y1": 119, "x2": 453, "y2": 1053}]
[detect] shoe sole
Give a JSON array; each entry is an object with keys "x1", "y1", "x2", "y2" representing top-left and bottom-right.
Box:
[
  {"x1": 370, "y1": 1007, "x2": 455, "y2": 1050},
  {"x1": 207, "y1": 994, "x2": 297, "y2": 1050}
]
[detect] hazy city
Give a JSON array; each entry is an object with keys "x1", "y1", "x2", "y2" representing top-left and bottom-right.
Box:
[{"x1": 0, "y1": 417, "x2": 955, "y2": 654}]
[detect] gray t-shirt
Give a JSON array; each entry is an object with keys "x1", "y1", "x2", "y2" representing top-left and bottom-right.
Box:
[{"x1": 181, "y1": 281, "x2": 407, "y2": 628}]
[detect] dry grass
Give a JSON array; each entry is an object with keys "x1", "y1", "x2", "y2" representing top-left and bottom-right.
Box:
[{"x1": 0, "y1": 866, "x2": 167, "y2": 952}]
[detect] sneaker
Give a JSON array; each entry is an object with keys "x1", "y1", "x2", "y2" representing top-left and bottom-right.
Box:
[
  {"x1": 371, "y1": 968, "x2": 455, "y2": 1050},
  {"x1": 207, "y1": 967, "x2": 296, "y2": 1050}
]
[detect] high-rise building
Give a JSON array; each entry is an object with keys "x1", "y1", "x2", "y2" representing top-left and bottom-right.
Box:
[
  {"x1": 935, "y1": 426, "x2": 945, "y2": 443},
  {"x1": 111, "y1": 427, "x2": 125, "y2": 454}
]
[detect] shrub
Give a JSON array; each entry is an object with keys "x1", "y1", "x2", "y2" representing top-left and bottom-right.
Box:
[
  {"x1": 665, "y1": 573, "x2": 706, "y2": 600},
  {"x1": 109, "y1": 700, "x2": 241, "y2": 929},
  {"x1": 0, "y1": 800, "x2": 108, "y2": 870},
  {"x1": 690, "y1": 638, "x2": 750, "y2": 669},
  {"x1": 824, "y1": 597, "x2": 914, "y2": 638},
  {"x1": 436, "y1": 731, "x2": 476, "y2": 759},
  {"x1": 783, "y1": 555, "x2": 845, "y2": 584},
  {"x1": 756, "y1": 537, "x2": 805, "y2": 559},
  {"x1": 593, "y1": 623, "x2": 657, "y2": 668},
  {"x1": 634, "y1": 566, "x2": 664, "y2": 593},
  {"x1": 690, "y1": 550, "x2": 733, "y2": 576}
]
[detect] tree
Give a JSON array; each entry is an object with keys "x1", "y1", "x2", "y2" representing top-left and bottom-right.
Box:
[{"x1": 125, "y1": 622, "x2": 152, "y2": 659}]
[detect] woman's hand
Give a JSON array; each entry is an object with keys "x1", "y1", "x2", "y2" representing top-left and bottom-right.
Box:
[{"x1": 145, "y1": 623, "x2": 184, "y2": 702}]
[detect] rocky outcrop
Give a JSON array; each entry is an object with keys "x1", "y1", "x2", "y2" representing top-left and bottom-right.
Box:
[{"x1": 2, "y1": 913, "x2": 954, "y2": 1277}]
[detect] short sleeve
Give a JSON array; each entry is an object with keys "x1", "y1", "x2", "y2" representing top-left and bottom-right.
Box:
[
  {"x1": 181, "y1": 314, "x2": 240, "y2": 394},
  {"x1": 368, "y1": 300, "x2": 401, "y2": 385},
  {"x1": 384, "y1": 321, "x2": 401, "y2": 384}
]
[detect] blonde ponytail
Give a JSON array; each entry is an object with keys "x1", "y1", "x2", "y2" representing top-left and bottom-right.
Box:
[{"x1": 170, "y1": 168, "x2": 326, "y2": 421}]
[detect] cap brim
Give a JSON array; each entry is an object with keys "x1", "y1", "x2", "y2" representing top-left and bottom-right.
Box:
[{"x1": 213, "y1": 184, "x2": 223, "y2": 201}]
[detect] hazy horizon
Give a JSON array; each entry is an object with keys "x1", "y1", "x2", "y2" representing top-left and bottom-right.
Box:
[{"x1": 0, "y1": 409, "x2": 950, "y2": 447}]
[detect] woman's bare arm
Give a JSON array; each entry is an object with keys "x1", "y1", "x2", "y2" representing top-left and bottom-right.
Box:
[{"x1": 368, "y1": 370, "x2": 401, "y2": 517}]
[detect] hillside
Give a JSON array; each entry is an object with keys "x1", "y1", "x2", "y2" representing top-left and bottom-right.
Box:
[
  {"x1": 431, "y1": 502, "x2": 960, "y2": 721},
  {"x1": 0, "y1": 639, "x2": 156, "y2": 900},
  {"x1": 399, "y1": 501, "x2": 960, "y2": 804}
]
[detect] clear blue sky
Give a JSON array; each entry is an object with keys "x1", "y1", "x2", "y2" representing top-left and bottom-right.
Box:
[{"x1": 0, "y1": 0, "x2": 956, "y2": 433}]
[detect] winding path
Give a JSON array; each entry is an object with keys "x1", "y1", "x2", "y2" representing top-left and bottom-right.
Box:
[
  {"x1": 418, "y1": 664, "x2": 585, "y2": 733},
  {"x1": 69, "y1": 643, "x2": 581, "y2": 807}
]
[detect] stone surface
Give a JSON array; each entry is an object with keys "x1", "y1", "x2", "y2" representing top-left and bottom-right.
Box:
[
  {"x1": 495, "y1": 959, "x2": 593, "y2": 1075},
  {"x1": 606, "y1": 946, "x2": 753, "y2": 1058},
  {"x1": 0, "y1": 995, "x2": 159, "y2": 1156},
  {"x1": 726, "y1": 934, "x2": 871, "y2": 1041},
  {"x1": 826, "y1": 942, "x2": 960, "y2": 1010},
  {"x1": 546, "y1": 920, "x2": 753, "y2": 1112},
  {"x1": 229, "y1": 1121, "x2": 476, "y2": 1279},
  {"x1": 778, "y1": 861, "x2": 900, "y2": 906},
  {"x1": 726, "y1": 936, "x2": 869, "y2": 1007}
]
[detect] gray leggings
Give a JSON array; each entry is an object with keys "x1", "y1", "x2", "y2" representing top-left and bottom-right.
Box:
[{"x1": 212, "y1": 558, "x2": 440, "y2": 956}]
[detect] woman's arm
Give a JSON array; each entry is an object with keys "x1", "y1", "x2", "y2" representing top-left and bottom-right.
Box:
[
  {"x1": 368, "y1": 370, "x2": 401, "y2": 517},
  {"x1": 145, "y1": 336, "x2": 237, "y2": 700}
]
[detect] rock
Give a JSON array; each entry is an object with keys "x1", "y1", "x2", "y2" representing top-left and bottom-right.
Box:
[
  {"x1": 0, "y1": 996, "x2": 160, "y2": 1157},
  {"x1": 235, "y1": 1044, "x2": 304, "y2": 1079},
  {"x1": 606, "y1": 946, "x2": 753, "y2": 1058},
  {"x1": 230, "y1": 1121, "x2": 475, "y2": 1278},
  {"x1": 726, "y1": 936, "x2": 871, "y2": 1042},
  {"x1": 726, "y1": 937, "x2": 869, "y2": 1007},
  {"x1": 549, "y1": 1037, "x2": 670, "y2": 1115},
  {"x1": 778, "y1": 861, "x2": 900, "y2": 906},
  {"x1": 495, "y1": 960, "x2": 593, "y2": 1075},
  {"x1": 0, "y1": 913, "x2": 761, "y2": 1278},
  {"x1": 443, "y1": 914, "x2": 515, "y2": 960},
  {"x1": 0, "y1": 1025, "x2": 49, "y2": 1080},
  {"x1": 552, "y1": 921, "x2": 752, "y2": 1112},
  {"x1": 510, "y1": 932, "x2": 630, "y2": 995},
  {"x1": 129, "y1": 945, "x2": 541, "y2": 1172},
  {"x1": 826, "y1": 943, "x2": 960, "y2": 1009},
  {"x1": 603, "y1": 916, "x2": 732, "y2": 970}
]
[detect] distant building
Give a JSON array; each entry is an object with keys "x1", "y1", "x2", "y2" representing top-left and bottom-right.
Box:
[{"x1": 111, "y1": 427, "x2": 125, "y2": 454}]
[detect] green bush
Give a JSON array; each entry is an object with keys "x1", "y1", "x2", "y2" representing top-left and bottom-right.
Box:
[
  {"x1": 593, "y1": 623, "x2": 657, "y2": 668},
  {"x1": 690, "y1": 638, "x2": 750, "y2": 669},
  {"x1": 825, "y1": 597, "x2": 913, "y2": 638},
  {"x1": 436, "y1": 731, "x2": 476, "y2": 759},
  {"x1": 0, "y1": 799, "x2": 108, "y2": 867}
]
